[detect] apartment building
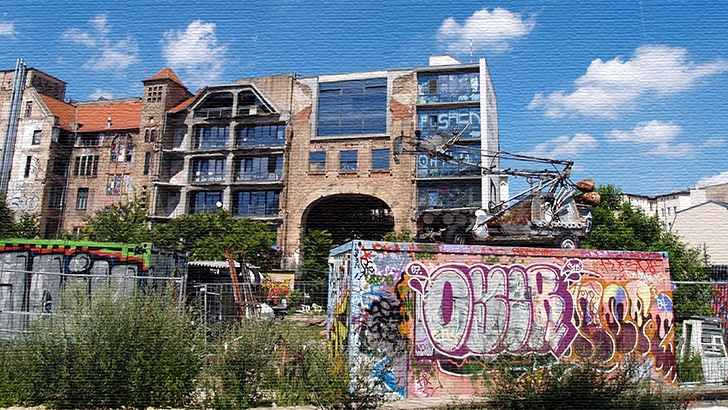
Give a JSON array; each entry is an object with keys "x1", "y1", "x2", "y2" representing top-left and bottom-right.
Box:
[{"x1": 1, "y1": 56, "x2": 502, "y2": 269}]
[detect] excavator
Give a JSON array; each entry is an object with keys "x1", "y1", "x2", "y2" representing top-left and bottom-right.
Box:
[{"x1": 393, "y1": 125, "x2": 601, "y2": 249}]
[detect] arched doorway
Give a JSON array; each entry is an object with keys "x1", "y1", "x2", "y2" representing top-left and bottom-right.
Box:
[{"x1": 301, "y1": 194, "x2": 394, "y2": 245}]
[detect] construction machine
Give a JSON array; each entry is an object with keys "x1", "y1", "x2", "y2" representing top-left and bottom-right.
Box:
[{"x1": 393, "y1": 125, "x2": 600, "y2": 249}]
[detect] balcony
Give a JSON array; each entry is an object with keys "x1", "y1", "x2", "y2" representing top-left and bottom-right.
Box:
[{"x1": 194, "y1": 107, "x2": 233, "y2": 119}]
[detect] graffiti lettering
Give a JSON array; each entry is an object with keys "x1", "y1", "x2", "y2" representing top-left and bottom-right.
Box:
[{"x1": 408, "y1": 261, "x2": 581, "y2": 358}]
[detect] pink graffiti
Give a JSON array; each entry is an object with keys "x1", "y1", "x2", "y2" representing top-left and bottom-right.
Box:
[{"x1": 407, "y1": 260, "x2": 582, "y2": 359}]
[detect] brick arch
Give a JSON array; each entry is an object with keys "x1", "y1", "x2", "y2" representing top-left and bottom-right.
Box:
[{"x1": 300, "y1": 194, "x2": 395, "y2": 245}]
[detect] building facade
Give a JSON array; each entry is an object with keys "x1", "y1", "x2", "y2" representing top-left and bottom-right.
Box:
[{"x1": 2, "y1": 56, "x2": 501, "y2": 270}]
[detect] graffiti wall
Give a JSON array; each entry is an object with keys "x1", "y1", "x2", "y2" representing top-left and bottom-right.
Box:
[
  {"x1": 328, "y1": 241, "x2": 675, "y2": 399},
  {"x1": 0, "y1": 240, "x2": 187, "y2": 336}
]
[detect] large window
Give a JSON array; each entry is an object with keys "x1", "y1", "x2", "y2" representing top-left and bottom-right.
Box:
[
  {"x1": 237, "y1": 124, "x2": 285, "y2": 147},
  {"x1": 191, "y1": 191, "x2": 223, "y2": 213},
  {"x1": 317, "y1": 78, "x2": 387, "y2": 137},
  {"x1": 418, "y1": 107, "x2": 481, "y2": 140},
  {"x1": 78, "y1": 133, "x2": 100, "y2": 147},
  {"x1": 76, "y1": 188, "x2": 89, "y2": 210},
  {"x1": 110, "y1": 134, "x2": 133, "y2": 163},
  {"x1": 372, "y1": 149, "x2": 390, "y2": 170},
  {"x1": 236, "y1": 156, "x2": 282, "y2": 181},
  {"x1": 417, "y1": 143, "x2": 481, "y2": 178},
  {"x1": 193, "y1": 125, "x2": 229, "y2": 149},
  {"x1": 417, "y1": 181, "x2": 481, "y2": 211},
  {"x1": 73, "y1": 155, "x2": 99, "y2": 177},
  {"x1": 235, "y1": 190, "x2": 280, "y2": 217},
  {"x1": 193, "y1": 158, "x2": 226, "y2": 182},
  {"x1": 417, "y1": 72, "x2": 479, "y2": 104},
  {"x1": 107, "y1": 174, "x2": 129, "y2": 195},
  {"x1": 48, "y1": 186, "x2": 63, "y2": 209},
  {"x1": 339, "y1": 150, "x2": 358, "y2": 171},
  {"x1": 309, "y1": 151, "x2": 326, "y2": 172}
]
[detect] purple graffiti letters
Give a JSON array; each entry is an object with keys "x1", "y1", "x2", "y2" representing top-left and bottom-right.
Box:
[{"x1": 407, "y1": 260, "x2": 582, "y2": 359}]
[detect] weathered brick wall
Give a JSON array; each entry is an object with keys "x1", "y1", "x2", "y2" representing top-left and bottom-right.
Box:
[
  {"x1": 329, "y1": 241, "x2": 676, "y2": 398},
  {"x1": 281, "y1": 73, "x2": 419, "y2": 268}
]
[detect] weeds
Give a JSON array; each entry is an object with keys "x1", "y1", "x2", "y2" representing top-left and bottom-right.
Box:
[
  {"x1": 0, "y1": 283, "x2": 202, "y2": 409},
  {"x1": 481, "y1": 354, "x2": 690, "y2": 410}
]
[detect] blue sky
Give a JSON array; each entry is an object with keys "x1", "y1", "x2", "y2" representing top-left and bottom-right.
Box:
[{"x1": 1, "y1": 0, "x2": 727, "y2": 196}]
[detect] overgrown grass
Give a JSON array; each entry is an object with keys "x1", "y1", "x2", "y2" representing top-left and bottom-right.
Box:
[
  {"x1": 478, "y1": 354, "x2": 690, "y2": 410},
  {"x1": 0, "y1": 283, "x2": 203, "y2": 409}
]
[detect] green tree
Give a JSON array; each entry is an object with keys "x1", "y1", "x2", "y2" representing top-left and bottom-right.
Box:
[
  {"x1": 300, "y1": 229, "x2": 334, "y2": 282},
  {"x1": 81, "y1": 197, "x2": 151, "y2": 243},
  {"x1": 0, "y1": 193, "x2": 39, "y2": 239},
  {"x1": 584, "y1": 185, "x2": 712, "y2": 319},
  {"x1": 151, "y1": 210, "x2": 276, "y2": 266}
]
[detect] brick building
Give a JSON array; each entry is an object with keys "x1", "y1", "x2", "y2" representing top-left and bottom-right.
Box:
[{"x1": 1, "y1": 56, "x2": 502, "y2": 270}]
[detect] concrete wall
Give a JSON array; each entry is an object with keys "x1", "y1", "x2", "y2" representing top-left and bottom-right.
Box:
[
  {"x1": 329, "y1": 241, "x2": 676, "y2": 398},
  {"x1": 672, "y1": 201, "x2": 728, "y2": 265}
]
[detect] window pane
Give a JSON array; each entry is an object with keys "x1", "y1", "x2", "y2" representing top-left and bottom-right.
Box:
[
  {"x1": 372, "y1": 149, "x2": 389, "y2": 170},
  {"x1": 317, "y1": 78, "x2": 387, "y2": 137}
]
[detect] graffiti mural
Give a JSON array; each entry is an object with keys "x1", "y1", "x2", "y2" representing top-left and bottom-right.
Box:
[
  {"x1": 0, "y1": 240, "x2": 187, "y2": 336},
  {"x1": 328, "y1": 241, "x2": 676, "y2": 399}
]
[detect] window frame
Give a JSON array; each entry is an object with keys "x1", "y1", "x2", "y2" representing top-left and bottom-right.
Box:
[
  {"x1": 371, "y1": 148, "x2": 390, "y2": 171},
  {"x1": 32, "y1": 130, "x2": 42, "y2": 145},
  {"x1": 339, "y1": 150, "x2": 358, "y2": 171},
  {"x1": 76, "y1": 188, "x2": 89, "y2": 211},
  {"x1": 317, "y1": 78, "x2": 388, "y2": 137},
  {"x1": 309, "y1": 151, "x2": 326, "y2": 172}
]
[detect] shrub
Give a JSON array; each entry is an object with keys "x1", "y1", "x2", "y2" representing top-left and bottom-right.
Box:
[
  {"x1": 482, "y1": 355, "x2": 689, "y2": 410},
  {"x1": 202, "y1": 319, "x2": 280, "y2": 408},
  {"x1": 0, "y1": 283, "x2": 202, "y2": 409},
  {"x1": 676, "y1": 350, "x2": 704, "y2": 383}
]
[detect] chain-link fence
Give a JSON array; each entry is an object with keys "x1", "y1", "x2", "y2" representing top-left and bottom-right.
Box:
[
  {"x1": 0, "y1": 269, "x2": 184, "y2": 337},
  {"x1": 188, "y1": 280, "x2": 329, "y2": 327}
]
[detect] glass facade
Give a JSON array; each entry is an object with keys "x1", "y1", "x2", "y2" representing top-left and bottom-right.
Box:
[
  {"x1": 235, "y1": 190, "x2": 280, "y2": 217},
  {"x1": 418, "y1": 107, "x2": 481, "y2": 140},
  {"x1": 193, "y1": 158, "x2": 226, "y2": 182},
  {"x1": 191, "y1": 191, "x2": 223, "y2": 213},
  {"x1": 417, "y1": 181, "x2": 481, "y2": 211},
  {"x1": 317, "y1": 78, "x2": 387, "y2": 137},
  {"x1": 417, "y1": 72, "x2": 479, "y2": 104},
  {"x1": 237, "y1": 124, "x2": 285, "y2": 147},
  {"x1": 417, "y1": 143, "x2": 481, "y2": 178},
  {"x1": 236, "y1": 156, "x2": 282, "y2": 181},
  {"x1": 194, "y1": 126, "x2": 229, "y2": 149}
]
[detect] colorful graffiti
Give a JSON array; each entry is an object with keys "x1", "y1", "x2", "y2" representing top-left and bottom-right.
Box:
[
  {"x1": 329, "y1": 240, "x2": 676, "y2": 399},
  {"x1": 0, "y1": 240, "x2": 187, "y2": 336}
]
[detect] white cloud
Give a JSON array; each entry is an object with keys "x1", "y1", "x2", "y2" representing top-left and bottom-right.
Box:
[
  {"x1": 60, "y1": 13, "x2": 139, "y2": 72},
  {"x1": 83, "y1": 36, "x2": 139, "y2": 71},
  {"x1": 162, "y1": 20, "x2": 228, "y2": 88},
  {"x1": 62, "y1": 27, "x2": 96, "y2": 47},
  {"x1": 698, "y1": 170, "x2": 728, "y2": 187},
  {"x1": 527, "y1": 133, "x2": 598, "y2": 159},
  {"x1": 0, "y1": 20, "x2": 17, "y2": 38},
  {"x1": 605, "y1": 120, "x2": 682, "y2": 145},
  {"x1": 87, "y1": 89, "x2": 113, "y2": 100},
  {"x1": 605, "y1": 121, "x2": 724, "y2": 159},
  {"x1": 529, "y1": 45, "x2": 728, "y2": 118},
  {"x1": 437, "y1": 8, "x2": 535, "y2": 53}
]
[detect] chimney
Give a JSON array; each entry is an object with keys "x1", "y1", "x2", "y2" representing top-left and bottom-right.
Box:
[{"x1": 107, "y1": 116, "x2": 112, "y2": 128}]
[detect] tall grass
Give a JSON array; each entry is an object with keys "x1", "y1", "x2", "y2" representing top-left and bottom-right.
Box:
[{"x1": 0, "y1": 283, "x2": 203, "y2": 409}]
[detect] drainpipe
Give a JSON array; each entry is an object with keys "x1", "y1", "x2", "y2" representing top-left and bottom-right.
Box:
[{"x1": 0, "y1": 59, "x2": 27, "y2": 193}]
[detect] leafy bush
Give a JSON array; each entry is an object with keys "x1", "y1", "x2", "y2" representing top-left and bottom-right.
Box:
[
  {"x1": 676, "y1": 350, "x2": 704, "y2": 383},
  {"x1": 482, "y1": 355, "x2": 689, "y2": 410},
  {"x1": 202, "y1": 319, "x2": 280, "y2": 408},
  {"x1": 0, "y1": 283, "x2": 202, "y2": 409}
]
